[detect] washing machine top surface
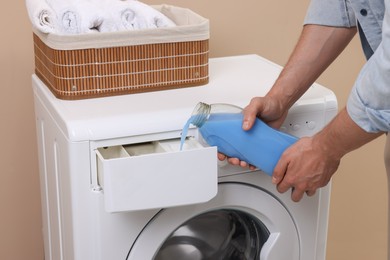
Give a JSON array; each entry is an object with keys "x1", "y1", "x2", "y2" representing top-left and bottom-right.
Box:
[{"x1": 32, "y1": 54, "x2": 337, "y2": 142}]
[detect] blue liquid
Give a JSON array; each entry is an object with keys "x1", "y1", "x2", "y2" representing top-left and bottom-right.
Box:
[
  {"x1": 181, "y1": 113, "x2": 298, "y2": 175},
  {"x1": 180, "y1": 119, "x2": 192, "y2": 151}
]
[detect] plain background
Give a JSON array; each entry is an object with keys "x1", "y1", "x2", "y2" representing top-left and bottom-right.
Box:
[{"x1": 1, "y1": 0, "x2": 387, "y2": 259}]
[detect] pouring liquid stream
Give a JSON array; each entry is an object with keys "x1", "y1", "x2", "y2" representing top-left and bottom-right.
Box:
[{"x1": 180, "y1": 117, "x2": 193, "y2": 151}]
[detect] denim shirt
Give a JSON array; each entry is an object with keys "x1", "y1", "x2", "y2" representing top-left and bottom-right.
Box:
[{"x1": 304, "y1": 0, "x2": 390, "y2": 132}]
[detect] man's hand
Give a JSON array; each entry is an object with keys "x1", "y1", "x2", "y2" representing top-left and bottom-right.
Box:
[
  {"x1": 272, "y1": 136, "x2": 340, "y2": 202},
  {"x1": 273, "y1": 108, "x2": 382, "y2": 202}
]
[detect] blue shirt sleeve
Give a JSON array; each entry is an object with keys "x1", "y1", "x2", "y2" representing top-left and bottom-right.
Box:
[
  {"x1": 305, "y1": 0, "x2": 389, "y2": 132},
  {"x1": 304, "y1": 0, "x2": 356, "y2": 27},
  {"x1": 347, "y1": 1, "x2": 390, "y2": 132}
]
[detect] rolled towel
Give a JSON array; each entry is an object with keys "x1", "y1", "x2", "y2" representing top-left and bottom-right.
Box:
[
  {"x1": 34, "y1": 0, "x2": 176, "y2": 34},
  {"x1": 47, "y1": 0, "x2": 105, "y2": 34},
  {"x1": 25, "y1": 0, "x2": 57, "y2": 33},
  {"x1": 128, "y1": 0, "x2": 176, "y2": 29},
  {"x1": 105, "y1": 0, "x2": 176, "y2": 31}
]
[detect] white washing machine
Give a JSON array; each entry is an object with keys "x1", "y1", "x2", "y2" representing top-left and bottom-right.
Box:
[{"x1": 33, "y1": 55, "x2": 337, "y2": 260}]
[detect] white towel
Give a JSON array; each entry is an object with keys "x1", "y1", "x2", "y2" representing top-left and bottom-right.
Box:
[
  {"x1": 101, "y1": 0, "x2": 175, "y2": 32},
  {"x1": 26, "y1": 0, "x2": 176, "y2": 34},
  {"x1": 122, "y1": 0, "x2": 176, "y2": 29},
  {"x1": 46, "y1": 0, "x2": 103, "y2": 34},
  {"x1": 93, "y1": 0, "x2": 133, "y2": 32},
  {"x1": 63, "y1": 1, "x2": 103, "y2": 34},
  {"x1": 47, "y1": 0, "x2": 105, "y2": 34},
  {"x1": 25, "y1": 0, "x2": 57, "y2": 33}
]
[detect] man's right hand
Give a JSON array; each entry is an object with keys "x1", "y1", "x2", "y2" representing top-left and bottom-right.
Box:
[{"x1": 242, "y1": 95, "x2": 288, "y2": 131}]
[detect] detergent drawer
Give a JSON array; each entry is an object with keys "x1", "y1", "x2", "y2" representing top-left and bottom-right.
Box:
[{"x1": 96, "y1": 138, "x2": 218, "y2": 213}]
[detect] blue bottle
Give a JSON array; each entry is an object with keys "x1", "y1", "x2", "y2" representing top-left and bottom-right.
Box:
[{"x1": 181, "y1": 102, "x2": 298, "y2": 175}]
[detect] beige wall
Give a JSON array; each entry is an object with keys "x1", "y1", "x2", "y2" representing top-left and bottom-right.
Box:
[{"x1": 1, "y1": 1, "x2": 387, "y2": 259}]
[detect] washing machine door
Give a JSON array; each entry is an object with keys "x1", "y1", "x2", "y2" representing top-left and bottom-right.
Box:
[{"x1": 127, "y1": 183, "x2": 300, "y2": 260}]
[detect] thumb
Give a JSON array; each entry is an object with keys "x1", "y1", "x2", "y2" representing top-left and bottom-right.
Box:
[
  {"x1": 242, "y1": 106, "x2": 259, "y2": 131},
  {"x1": 242, "y1": 114, "x2": 255, "y2": 131},
  {"x1": 242, "y1": 97, "x2": 266, "y2": 131},
  {"x1": 272, "y1": 157, "x2": 288, "y2": 185}
]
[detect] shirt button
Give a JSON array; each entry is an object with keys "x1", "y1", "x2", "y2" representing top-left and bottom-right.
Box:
[{"x1": 360, "y1": 9, "x2": 368, "y2": 16}]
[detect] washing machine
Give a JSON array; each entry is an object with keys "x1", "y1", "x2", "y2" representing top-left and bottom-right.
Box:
[{"x1": 33, "y1": 54, "x2": 337, "y2": 260}]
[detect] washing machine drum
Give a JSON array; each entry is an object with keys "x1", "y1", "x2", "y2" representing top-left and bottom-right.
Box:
[
  {"x1": 127, "y1": 183, "x2": 300, "y2": 260},
  {"x1": 154, "y1": 209, "x2": 269, "y2": 260}
]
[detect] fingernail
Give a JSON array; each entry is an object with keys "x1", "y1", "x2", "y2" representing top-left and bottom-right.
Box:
[
  {"x1": 272, "y1": 177, "x2": 278, "y2": 184},
  {"x1": 243, "y1": 121, "x2": 249, "y2": 130}
]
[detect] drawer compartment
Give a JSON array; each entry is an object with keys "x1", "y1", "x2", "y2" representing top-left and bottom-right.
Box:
[{"x1": 96, "y1": 138, "x2": 217, "y2": 213}]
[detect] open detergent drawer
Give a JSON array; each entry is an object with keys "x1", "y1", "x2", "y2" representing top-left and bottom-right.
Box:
[{"x1": 96, "y1": 138, "x2": 218, "y2": 213}]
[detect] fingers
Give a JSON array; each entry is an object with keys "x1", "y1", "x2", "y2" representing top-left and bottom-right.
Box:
[
  {"x1": 217, "y1": 153, "x2": 227, "y2": 161},
  {"x1": 278, "y1": 184, "x2": 317, "y2": 202},
  {"x1": 242, "y1": 98, "x2": 264, "y2": 131},
  {"x1": 305, "y1": 190, "x2": 316, "y2": 196},
  {"x1": 291, "y1": 188, "x2": 317, "y2": 202},
  {"x1": 272, "y1": 158, "x2": 304, "y2": 202},
  {"x1": 272, "y1": 159, "x2": 287, "y2": 186},
  {"x1": 272, "y1": 152, "x2": 317, "y2": 202},
  {"x1": 273, "y1": 174, "x2": 318, "y2": 202},
  {"x1": 228, "y1": 157, "x2": 249, "y2": 168},
  {"x1": 289, "y1": 188, "x2": 303, "y2": 202},
  {"x1": 219, "y1": 153, "x2": 252, "y2": 168},
  {"x1": 242, "y1": 111, "x2": 256, "y2": 131}
]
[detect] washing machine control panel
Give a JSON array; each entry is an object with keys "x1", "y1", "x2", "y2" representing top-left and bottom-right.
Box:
[{"x1": 281, "y1": 109, "x2": 331, "y2": 138}]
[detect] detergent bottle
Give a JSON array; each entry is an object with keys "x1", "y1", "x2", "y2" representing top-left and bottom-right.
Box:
[{"x1": 180, "y1": 102, "x2": 298, "y2": 175}]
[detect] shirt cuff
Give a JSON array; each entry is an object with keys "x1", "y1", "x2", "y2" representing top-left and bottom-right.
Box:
[
  {"x1": 347, "y1": 84, "x2": 390, "y2": 133},
  {"x1": 304, "y1": 0, "x2": 357, "y2": 27}
]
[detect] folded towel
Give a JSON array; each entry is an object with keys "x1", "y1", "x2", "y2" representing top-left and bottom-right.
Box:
[{"x1": 25, "y1": 0, "x2": 57, "y2": 33}]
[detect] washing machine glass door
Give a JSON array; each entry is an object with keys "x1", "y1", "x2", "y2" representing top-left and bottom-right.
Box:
[
  {"x1": 153, "y1": 209, "x2": 269, "y2": 260},
  {"x1": 127, "y1": 183, "x2": 300, "y2": 260}
]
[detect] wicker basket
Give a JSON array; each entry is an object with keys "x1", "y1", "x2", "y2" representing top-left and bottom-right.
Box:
[{"x1": 33, "y1": 5, "x2": 209, "y2": 100}]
